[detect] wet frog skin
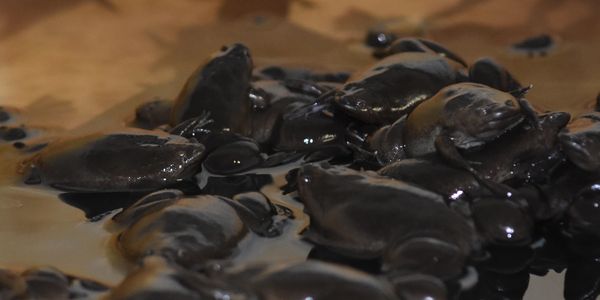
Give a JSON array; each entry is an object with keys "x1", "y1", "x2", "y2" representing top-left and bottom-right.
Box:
[
  {"x1": 170, "y1": 44, "x2": 253, "y2": 131},
  {"x1": 403, "y1": 82, "x2": 526, "y2": 158},
  {"x1": 112, "y1": 190, "x2": 248, "y2": 266},
  {"x1": 25, "y1": 129, "x2": 204, "y2": 192},
  {"x1": 334, "y1": 52, "x2": 467, "y2": 125},
  {"x1": 378, "y1": 158, "x2": 486, "y2": 203},
  {"x1": 296, "y1": 164, "x2": 478, "y2": 279},
  {"x1": 468, "y1": 57, "x2": 522, "y2": 93},
  {"x1": 465, "y1": 111, "x2": 570, "y2": 183}
]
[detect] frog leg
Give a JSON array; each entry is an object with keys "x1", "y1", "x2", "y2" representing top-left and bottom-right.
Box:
[
  {"x1": 434, "y1": 133, "x2": 521, "y2": 199},
  {"x1": 434, "y1": 133, "x2": 479, "y2": 174},
  {"x1": 509, "y1": 84, "x2": 533, "y2": 100},
  {"x1": 510, "y1": 84, "x2": 541, "y2": 130},
  {"x1": 283, "y1": 78, "x2": 328, "y2": 98},
  {"x1": 169, "y1": 112, "x2": 214, "y2": 138},
  {"x1": 316, "y1": 89, "x2": 337, "y2": 105},
  {"x1": 220, "y1": 193, "x2": 282, "y2": 237},
  {"x1": 419, "y1": 38, "x2": 468, "y2": 67},
  {"x1": 518, "y1": 98, "x2": 541, "y2": 131}
]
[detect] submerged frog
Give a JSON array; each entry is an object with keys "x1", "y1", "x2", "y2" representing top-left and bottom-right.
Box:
[
  {"x1": 0, "y1": 266, "x2": 109, "y2": 300},
  {"x1": 334, "y1": 52, "x2": 467, "y2": 125},
  {"x1": 109, "y1": 257, "x2": 399, "y2": 300},
  {"x1": 23, "y1": 129, "x2": 204, "y2": 192},
  {"x1": 558, "y1": 112, "x2": 600, "y2": 173},
  {"x1": 170, "y1": 44, "x2": 253, "y2": 131},
  {"x1": 223, "y1": 260, "x2": 399, "y2": 300},
  {"x1": 297, "y1": 164, "x2": 478, "y2": 279},
  {"x1": 108, "y1": 256, "x2": 225, "y2": 300},
  {"x1": 112, "y1": 189, "x2": 282, "y2": 266},
  {"x1": 0, "y1": 126, "x2": 28, "y2": 142}
]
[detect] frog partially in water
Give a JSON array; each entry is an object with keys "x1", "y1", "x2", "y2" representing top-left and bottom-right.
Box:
[
  {"x1": 334, "y1": 51, "x2": 467, "y2": 125},
  {"x1": 0, "y1": 266, "x2": 109, "y2": 300},
  {"x1": 111, "y1": 189, "x2": 284, "y2": 266},
  {"x1": 22, "y1": 129, "x2": 204, "y2": 192},
  {"x1": 296, "y1": 163, "x2": 478, "y2": 280},
  {"x1": 109, "y1": 256, "x2": 400, "y2": 300}
]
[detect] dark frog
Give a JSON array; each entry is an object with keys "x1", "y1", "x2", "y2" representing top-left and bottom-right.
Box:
[
  {"x1": 558, "y1": 112, "x2": 600, "y2": 173},
  {"x1": 297, "y1": 164, "x2": 478, "y2": 280},
  {"x1": 110, "y1": 189, "x2": 283, "y2": 266},
  {"x1": 402, "y1": 82, "x2": 531, "y2": 158},
  {"x1": 170, "y1": 43, "x2": 253, "y2": 131},
  {"x1": 111, "y1": 191, "x2": 247, "y2": 266},
  {"x1": 23, "y1": 129, "x2": 204, "y2": 192},
  {"x1": 334, "y1": 52, "x2": 467, "y2": 125},
  {"x1": 109, "y1": 257, "x2": 399, "y2": 300}
]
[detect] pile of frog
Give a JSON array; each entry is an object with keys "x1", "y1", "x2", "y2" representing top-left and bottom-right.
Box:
[{"x1": 3, "y1": 37, "x2": 600, "y2": 300}]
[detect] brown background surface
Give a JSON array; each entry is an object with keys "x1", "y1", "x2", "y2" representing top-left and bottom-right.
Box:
[
  {"x1": 1, "y1": 1, "x2": 598, "y2": 298},
  {"x1": 1, "y1": 0, "x2": 599, "y2": 131}
]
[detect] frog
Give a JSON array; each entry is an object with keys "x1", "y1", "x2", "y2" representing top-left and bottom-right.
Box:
[
  {"x1": 23, "y1": 129, "x2": 204, "y2": 192},
  {"x1": 334, "y1": 51, "x2": 468, "y2": 125},
  {"x1": 558, "y1": 112, "x2": 600, "y2": 173},
  {"x1": 170, "y1": 43, "x2": 253, "y2": 132},
  {"x1": 296, "y1": 163, "x2": 478, "y2": 280}
]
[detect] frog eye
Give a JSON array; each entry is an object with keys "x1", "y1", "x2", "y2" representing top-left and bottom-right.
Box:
[
  {"x1": 505, "y1": 100, "x2": 515, "y2": 106},
  {"x1": 355, "y1": 99, "x2": 367, "y2": 110}
]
